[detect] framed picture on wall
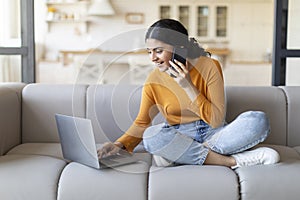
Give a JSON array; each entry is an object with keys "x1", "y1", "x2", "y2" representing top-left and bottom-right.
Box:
[{"x1": 125, "y1": 13, "x2": 144, "y2": 24}]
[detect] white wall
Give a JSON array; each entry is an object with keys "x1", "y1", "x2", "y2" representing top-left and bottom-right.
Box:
[
  {"x1": 229, "y1": 0, "x2": 274, "y2": 62},
  {"x1": 39, "y1": 0, "x2": 159, "y2": 60}
]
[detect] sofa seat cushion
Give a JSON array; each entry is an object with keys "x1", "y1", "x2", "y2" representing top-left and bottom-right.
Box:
[
  {"x1": 57, "y1": 159, "x2": 150, "y2": 200},
  {"x1": 0, "y1": 154, "x2": 66, "y2": 200},
  {"x1": 7, "y1": 143, "x2": 152, "y2": 165},
  {"x1": 148, "y1": 165, "x2": 239, "y2": 200},
  {"x1": 7, "y1": 143, "x2": 64, "y2": 159},
  {"x1": 235, "y1": 145, "x2": 300, "y2": 200}
]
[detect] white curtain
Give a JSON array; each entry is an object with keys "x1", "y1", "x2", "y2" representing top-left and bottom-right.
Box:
[
  {"x1": 0, "y1": 0, "x2": 21, "y2": 82},
  {"x1": 0, "y1": 0, "x2": 20, "y2": 44},
  {"x1": 0, "y1": 56, "x2": 21, "y2": 82}
]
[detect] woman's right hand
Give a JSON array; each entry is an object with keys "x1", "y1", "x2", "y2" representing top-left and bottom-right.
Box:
[{"x1": 97, "y1": 142, "x2": 123, "y2": 159}]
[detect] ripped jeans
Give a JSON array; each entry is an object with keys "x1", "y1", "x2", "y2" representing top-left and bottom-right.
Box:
[{"x1": 142, "y1": 111, "x2": 270, "y2": 165}]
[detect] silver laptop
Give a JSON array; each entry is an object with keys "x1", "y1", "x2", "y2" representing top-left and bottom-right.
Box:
[{"x1": 55, "y1": 114, "x2": 138, "y2": 169}]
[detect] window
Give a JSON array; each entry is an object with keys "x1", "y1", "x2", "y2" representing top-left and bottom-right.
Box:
[
  {"x1": 197, "y1": 6, "x2": 209, "y2": 37},
  {"x1": 273, "y1": 0, "x2": 300, "y2": 86},
  {"x1": 216, "y1": 6, "x2": 227, "y2": 37},
  {"x1": 160, "y1": 6, "x2": 171, "y2": 19},
  {"x1": 0, "y1": 0, "x2": 35, "y2": 83},
  {"x1": 285, "y1": 0, "x2": 300, "y2": 86},
  {"x1": 179, "y1": 6, "x2": 189, "y2": 31}
]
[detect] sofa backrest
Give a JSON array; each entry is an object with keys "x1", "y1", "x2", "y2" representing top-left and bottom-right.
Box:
[
  {"x1": 22, "y1": 84, "x2": 87, "y2": 143},
  {"x1": 20, "y1": 84, "x2": 289, "y2": 147},
  {"x1": 225, "y1": 86, "x2": 287, "y2": 146},
  {"x1": 87, "y1": 84, "x2": 144, "y2": 143},
  {"x1": 87, "y1": 84, "x2": 288, "y2": 146}
]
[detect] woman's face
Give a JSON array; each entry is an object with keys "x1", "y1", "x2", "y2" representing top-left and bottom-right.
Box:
[{"x1": 146, "y1": 38, "x2": 173, "y2": 72}]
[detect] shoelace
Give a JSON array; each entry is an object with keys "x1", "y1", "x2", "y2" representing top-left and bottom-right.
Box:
[{"x1": 238, "y1": 152, "x2": 265, "y2": 166}]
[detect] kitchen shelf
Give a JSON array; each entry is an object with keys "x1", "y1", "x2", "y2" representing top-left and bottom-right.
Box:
[{"x1": 45, "y1": 0, "x2": 90, "y2": 33}]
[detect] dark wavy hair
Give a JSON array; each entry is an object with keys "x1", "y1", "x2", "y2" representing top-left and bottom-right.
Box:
[{"x1": 145, "y1": 19, "x2": 209, "y2": 59}]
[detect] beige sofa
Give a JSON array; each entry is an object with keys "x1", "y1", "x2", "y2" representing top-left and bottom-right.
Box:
[{"x1": 0, "y1": 83, "x2": 300, "y2": 200}]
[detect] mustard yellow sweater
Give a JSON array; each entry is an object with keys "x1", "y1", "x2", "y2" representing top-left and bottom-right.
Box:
[{"x1": 117, "y1": 56, "x2": 225, "y2": 152}]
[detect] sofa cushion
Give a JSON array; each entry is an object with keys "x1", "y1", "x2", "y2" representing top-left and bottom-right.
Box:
[
  {"x1": 281, "y1": 86, "x2": 300, "y2": 146},
  {"x1": 88, "y1": 85, "x2": 287, "y2": 146},
  {"x1": 225, "y1": 86, "x2": 287, "y2": 145},
  {"x1": 7, "y1": 142, "x2": 151, "y2": 164},
  {"x1": 0, "y1": 154, "x2": 66, "y2": 200},
  {"x1": 22, "y1": 84, "x2": 88, "y2": 143},
  {"x1": 7, "y1": 143, "x2": 64, "y2": 159},
  {"x1": 235, "y1": 145, "x2": 300, "y2": 200},
  {"x1": 57, "y1": 160, "x2": 150, "y2": 200},
  {"x1": 0, "y1": 83, "x2": 25, "y2": 155},
  {"x1": 148, "y1": 165, "x2": 239, "y2": 200},
  {"x1": 87, "y1": 84, "x2": 143, "y2": 143}
]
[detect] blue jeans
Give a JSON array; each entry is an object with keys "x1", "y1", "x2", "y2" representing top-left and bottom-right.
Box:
[{"x1": 143, "y1": 111, "x2": 270, "y2": 165}]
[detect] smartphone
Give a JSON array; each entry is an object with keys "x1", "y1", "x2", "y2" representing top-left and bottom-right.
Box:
[
  {"x1": 170, "y1": 47, "x2": 187, "y2": 77},
  {"x1": 172, "y1": 46, "x2": 187, "y2": 65}
]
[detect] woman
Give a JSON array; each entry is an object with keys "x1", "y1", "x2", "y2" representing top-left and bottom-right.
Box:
[{"x1": 98, "y1": 19, "x2": 280, "y2": 168}]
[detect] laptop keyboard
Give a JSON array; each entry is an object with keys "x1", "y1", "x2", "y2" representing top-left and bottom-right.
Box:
[
  {"x1": 100, "y1": 158, "x2": 118, "y2": 165},
  {"x1": 99, "y1": 153, "x2": 131, "y2": 165}
]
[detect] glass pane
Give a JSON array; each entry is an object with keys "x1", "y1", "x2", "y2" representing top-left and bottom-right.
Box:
[
  {"x1": 0, "y1": 0, "x2": 21, "y2": 47},
  {"x1": 160, "y1": 6, "x2": 171, "y2": 19},
  {"x1": 179, "y1": 6, "x2": 189, "y2": 31},
  {"x1": 287, "y1": 0, "x2": 300, "y2": 49},
  {"x1": 0, "y1": 55, "x2": 21, "y2": 82},
  {"x1": 286, "y1": 58, "x2": 300, "y2": 86},
  {"x1": 197, "y1": 6, "x2": 209, "y2": 37},
  {"x1": 216, "y1": 6, "x2": 227, "y2": 37}
]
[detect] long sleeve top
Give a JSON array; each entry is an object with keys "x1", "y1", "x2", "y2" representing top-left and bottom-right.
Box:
[{"x1": 117, "y1": 56, "x2": 225, "y2": 152}]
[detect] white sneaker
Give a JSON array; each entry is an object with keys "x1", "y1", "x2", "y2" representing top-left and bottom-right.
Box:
[
  {"x1": 153, "y1": 155, "x2": 174, "y2": 167},
  {"x1": 231, "y1": 147, "x2": 280, "y2": 169}
]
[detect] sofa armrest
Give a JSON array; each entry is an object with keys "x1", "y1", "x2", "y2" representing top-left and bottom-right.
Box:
[{"x1": 0, "y1": 83, "x2": 25, "y2": 155}]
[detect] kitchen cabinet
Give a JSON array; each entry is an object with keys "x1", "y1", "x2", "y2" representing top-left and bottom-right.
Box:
[{"x1": 159, "y1": 3, "x2": 229, "y2": 42}]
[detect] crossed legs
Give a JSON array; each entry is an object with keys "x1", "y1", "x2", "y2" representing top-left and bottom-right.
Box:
[{"x1": 143, "y1": 111, "x2": 278, "y2": 167}]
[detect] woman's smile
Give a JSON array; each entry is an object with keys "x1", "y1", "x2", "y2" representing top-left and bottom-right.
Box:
[{"x1": 146, "y1": 38, "x2": 173, "y2": 72}]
